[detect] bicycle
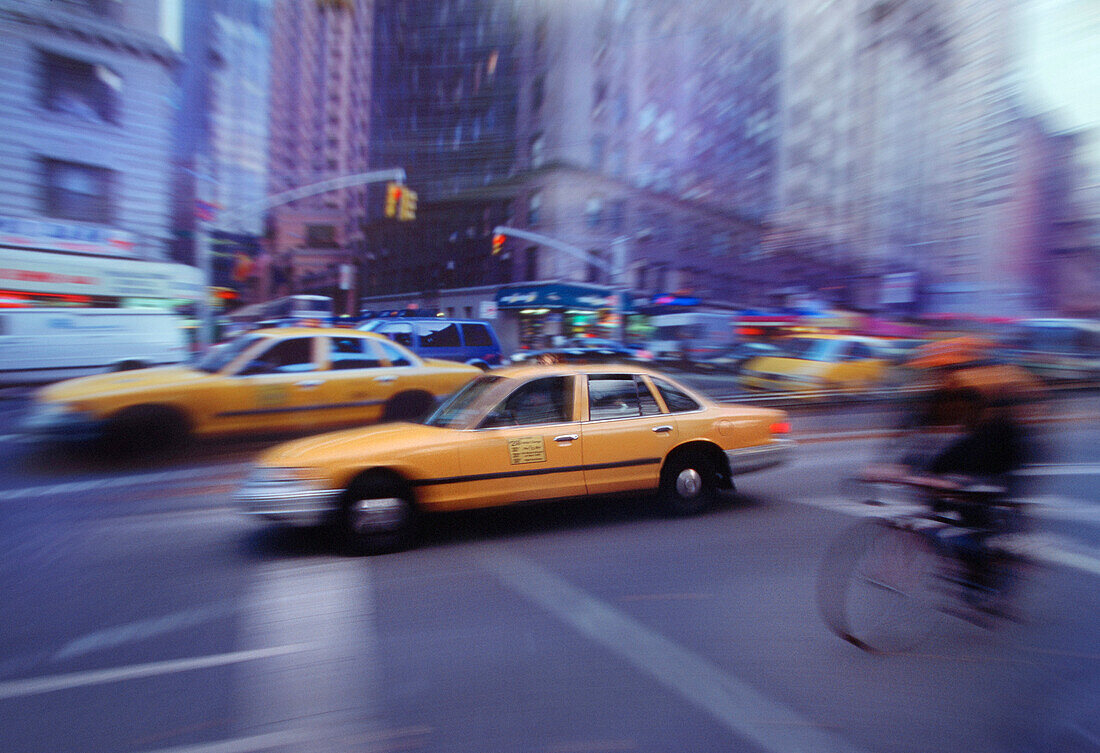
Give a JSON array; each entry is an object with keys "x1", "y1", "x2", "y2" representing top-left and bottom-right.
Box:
[{"x1": 816, "y1": 469, "x2": 1035, "y2": 654}]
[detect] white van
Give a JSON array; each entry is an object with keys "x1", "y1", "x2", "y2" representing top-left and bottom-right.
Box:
[
  {"x1": 0, "y1": 308, "x2": 189, "y2": 385},
  {"x1": 646, "y1": 311, "x2": 739, "y2": 364}
]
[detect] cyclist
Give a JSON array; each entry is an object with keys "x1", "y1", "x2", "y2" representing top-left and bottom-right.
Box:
[{"x1": 865, "y1": 337, "x2": 1042, "y2": 608}]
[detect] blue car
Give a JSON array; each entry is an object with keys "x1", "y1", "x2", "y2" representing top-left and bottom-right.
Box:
[{"x1": 358, "y1": 317, "x2": 503, "y2": 369}]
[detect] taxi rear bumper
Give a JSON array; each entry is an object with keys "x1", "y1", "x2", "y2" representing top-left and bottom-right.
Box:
[{"x1": 725, "y1": 439, "x2": 794, "y2": 475}]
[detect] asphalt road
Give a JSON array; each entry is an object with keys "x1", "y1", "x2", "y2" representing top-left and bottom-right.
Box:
[{"x1": 0, "y1": 389, "x2": 1097, "y2": 753}]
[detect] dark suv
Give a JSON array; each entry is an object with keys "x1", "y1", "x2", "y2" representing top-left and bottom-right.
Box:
[{"x1": 358, "y1": 317, "x2": 503, "y2": 369}]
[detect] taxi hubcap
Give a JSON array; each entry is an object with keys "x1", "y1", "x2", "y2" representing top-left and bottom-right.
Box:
[
  {"x1": 676, "y1": 468, "x2": 703, "y2": 498},
  {"x1": 351, "y1": 497, "x2": 406, "y2": 533}
]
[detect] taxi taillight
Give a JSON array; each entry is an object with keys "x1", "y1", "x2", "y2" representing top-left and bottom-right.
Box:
[{"x1": 769, "y1": 421, "x2": 790, "y2": 435}]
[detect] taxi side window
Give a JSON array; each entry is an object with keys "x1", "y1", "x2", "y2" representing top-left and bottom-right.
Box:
[
  {"x1": 377, "y1": 340, "x2": 414, "y2": 367},
  {"x1": 329, "y1": 336, "x2": 382, "y2": 370},
  {"x1": 651, "y1": 378, "x2": 700, "y2": 413},
  {"x1": 239, "y1": 337, "x2": 316, "y2": 375},
  {"x1": 481, "y1": 376, "x2": 572, "y2": 428},
  {"x1": 588, "y1": 374, "x2": 644, "y2": 420}
]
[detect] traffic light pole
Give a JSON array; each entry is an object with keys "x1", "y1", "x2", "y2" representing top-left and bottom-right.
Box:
[
  {"x1": 195, "y1": 168, "x2": 407, "y2": 349},
  {"x1": 492, "y1": 226, "x2": 631, "y2": 341}
]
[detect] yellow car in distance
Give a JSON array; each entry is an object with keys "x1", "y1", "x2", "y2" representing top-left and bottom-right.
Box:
[
  {"x1": 738, "y1": 334, "x2": 890, "y2": 394},
  {"x1": 237, "y1": 364, "x2": 793, "y2": 553},
  {"x1": 24, "y1": 328, "x2": 481, "y2": 447}
]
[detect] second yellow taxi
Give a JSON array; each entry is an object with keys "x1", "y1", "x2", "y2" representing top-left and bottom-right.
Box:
[
  {"x1": 738, "y1": 334, "x2": 890, "y2": 394},
  {"x1": 23, "y1": 328, "x2": 482, "y2": 447},
  {"x1": 237, "y1": 364, "x2": 793, "y2": 553}
]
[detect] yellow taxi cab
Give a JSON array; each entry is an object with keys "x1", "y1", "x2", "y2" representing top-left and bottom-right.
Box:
[
  {"x1": 23, "y1": 328, "x2": 481, "y2": 447},
  {"x1": 236, "y1": 364, "x2": 793, "y2": 553},
  {"x1": 738, "y1": 334, "x2": 890, "y2": 393}
]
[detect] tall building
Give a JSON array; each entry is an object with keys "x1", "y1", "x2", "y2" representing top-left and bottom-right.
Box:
[
  {"x1": 508, "y1": 0, "x2": 783, "y2": 300},
  {"x1": 266, "y1": 0, "x2": 373, "y2": 305},
  {"x1": 362, "y1": 0, "x2": 786, "y2": 347},
  {"x1": 173, "y1": 0, "x2": 272, "y2": 243},
  {"x1": 777, "y1": 0, "x2": 1047, "y2": 315},
  {"x1": 0, "y1": 0, "x2": 201, "y2": 309}
]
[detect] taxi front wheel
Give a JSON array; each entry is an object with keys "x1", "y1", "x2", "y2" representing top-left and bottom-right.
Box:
[
  {"x1": 104, "y1": 405, "x2": 190, "y2": 452},
  {"x1": 339, "y1": 473, "x2": 417, "y2": 555},
  {"x1": 659, "y1": 453, "x2": 717, "y2": 516}
]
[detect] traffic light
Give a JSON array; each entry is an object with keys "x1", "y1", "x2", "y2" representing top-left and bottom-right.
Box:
[
  {"x1": 384, "y1": 182, "x2": 402, "y2": 218},
  {"x1": 492, "y1": 233, "x2": 506, "y2": 255},
  {"x1": 398, "y1": 188, "x2": 418, "y2": 221}
]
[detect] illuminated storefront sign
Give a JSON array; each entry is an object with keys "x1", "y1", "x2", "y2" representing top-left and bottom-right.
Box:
[
  {"x1": 0, "y1": 247, "x2": 203, "y2": 301},
  {"x1": 0, "y1": 216, "x2": 138, "y2": 257},
  {"x1": 496, "y1": 282, "x2": 628, "y2": 311}
]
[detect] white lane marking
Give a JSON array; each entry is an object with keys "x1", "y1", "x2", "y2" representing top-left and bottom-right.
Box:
[
  {"x1": 794, "y1": 495, "x2": 1100, "y2": 577},
  {"x1": 1016, "y1": 464, "x2": 1100, "y2": 477},
  {"x1": 231, "y1": 559, "x2": 384, "y2": 745},
  {"x1": 0, "y1": 644, "x2": 310, "y2": 701},
  {"x1": 485, "y1": 550, "x2": 870, "y2": 753},
  {"x1": 0, "y1": 463, "x2": 249, "y2": 502},
  {"x1": 53, "y1": 602, "x2": 235, "y2": 661},
  {"x1": 132, "y1": 730, "x2": 313, "y2": 753}
]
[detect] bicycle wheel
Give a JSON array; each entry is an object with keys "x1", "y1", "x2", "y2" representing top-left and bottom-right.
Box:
[{"x1": 817, "y1": 519, "x2": 943, "y2": 653}]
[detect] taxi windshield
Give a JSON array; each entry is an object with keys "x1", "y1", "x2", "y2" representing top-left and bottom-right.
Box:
[
  {"x1": 424, "y1": 374, "x2": 507, "y2": 428},
  {"x1": 783, "y1": 338, "x2": 841, "y2": 362},
  {"x1": 193, "y1": 334, "x2": 264, "y2": 373}
]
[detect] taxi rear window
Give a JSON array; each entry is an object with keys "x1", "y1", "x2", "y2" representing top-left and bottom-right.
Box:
[{"x1": 651, "y1": 378, "x2": 700, "y2": 413}]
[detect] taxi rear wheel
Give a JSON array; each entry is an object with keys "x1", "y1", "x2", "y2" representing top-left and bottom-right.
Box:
[
  {"x1": 339, "y1": 473, "x2": 417, "y2": 555},
  {"x1": 659, "y1": 452, "x2": 718, "y2": 516}
]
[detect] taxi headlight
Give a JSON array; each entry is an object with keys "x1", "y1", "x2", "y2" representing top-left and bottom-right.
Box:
[{"x1": 25, "y1": 401, "x2": 92, "y2": 426}]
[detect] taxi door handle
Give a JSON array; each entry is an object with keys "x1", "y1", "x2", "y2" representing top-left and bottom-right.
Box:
[
  {"x1": 295, "y1": 379, "x2": 323, "y2": 388},
  {"x1": 374, "y1": 375, "x2": 397, "y2": 383},
  {"x1": 554, "y1": 434, "x2": 579, "y2": 443},
  {"x1": 652, "y1": 425, "x2": 673, "y2": 433}
]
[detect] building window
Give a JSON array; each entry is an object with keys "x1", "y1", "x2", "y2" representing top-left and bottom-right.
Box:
[
  {"x1": 306, "y1": 224, "x2": 338, "y2": 248},
  {"x1": 525, "y1": 246, "x2": 539, "y2": 280},
  {"x1": 527, "y1": 192, "x2": 542, "y2": 225},
  {"x1": 40, "y1": 51, "x2": 119, "y2": 123},
  {"x1": 585, "y1": 196, "x2": 603, "y2": 228},
  {"x1": 590, "y1": 135, "x2": 606, "y2": 171},
  {"x1": 531, "y1": 74, "x2": 545, "y2": 113},
  {"x1": 530, "y1": 132, "x2": 546, "y2": 168},
  {"x1": 586, "y1": 249, "x2": 606, "y2": 283},
  {"x1": 41, "y1": 158, "x2": 113, "y2": 223},
  {"x1": 608, "y1": 200, "x2": 626, "y2": 233},
  {"x1": 54, "y1": 0, "x2": 118, "y2": 19}
]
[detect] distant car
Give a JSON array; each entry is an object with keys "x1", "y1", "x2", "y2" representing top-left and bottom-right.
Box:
[
  {"x1": 509, "y1": 337, "x2": 652, "y2": 365},
  {"x1": 1004, "y1": 318, "x2": 1100, "y2": 381},
  {"x1": 693, "y1": 342, "x2": 784, "y2": 373},
  {"x1": 359, "y1": 317, "x2": 503, "y2": 369},
  {"x1": 237, "y1": 363, "x2": 792, "y2": 553},
  {"x1": 738, "y1": 335, "x2": 890, "y2": 393},
  {"x1": 23, "y1": 328, "x2": 481, "y2": 447}
]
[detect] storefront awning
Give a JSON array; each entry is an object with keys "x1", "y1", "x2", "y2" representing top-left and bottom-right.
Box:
[{"x1": 496, "y1": 282, "x2": 632, "y2": 312}]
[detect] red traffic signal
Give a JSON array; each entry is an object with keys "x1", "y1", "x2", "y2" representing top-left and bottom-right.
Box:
[
  {"x1": 384, "y1": 182, "x2": 402, "y2": 218},
  {"x1": 491, "y1": 233, "x2": 506, "y2": 255}
]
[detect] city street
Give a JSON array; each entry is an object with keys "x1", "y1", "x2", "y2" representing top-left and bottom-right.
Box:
[{"x1": 0, "y1": 383, "x2": 1097, "y2": 753}]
